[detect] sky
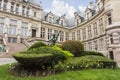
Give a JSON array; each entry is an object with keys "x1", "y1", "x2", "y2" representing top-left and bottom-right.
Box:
[{"x1": 36, "y1": 0, "x2": 95, "y2": 18}]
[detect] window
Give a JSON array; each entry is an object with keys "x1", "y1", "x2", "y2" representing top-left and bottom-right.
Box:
[
  {"x1": 34, "y1": 12, "x2": 36, "y2": 17},
  {"x1": 88, "y1": 26, "x2": 92, "y2": 39},
  {"x1": 60, "y1": 31, "x2": 64, "y2": 42},
  {"x1": 65, "y1": 32, "x2": 69, "y2": 41},
  {"x1": 41, "y1": 27, "x2": 45, "y2": 39},
  {"x1": 0, "y1": 1, "x2": 2, "y2": 8},
  {"x1": 76, "y1": 19, "x2": 79, "y2": 25},
  {"x1": 26, "y1": 8, "x2": 29, "y2": 16},
  {"x1": 99, "y1": 39, "x2": 104, "y2": 51},
  {"x1": 99, "y1": 18, "x2": 104, "y2": 35},
  {"x1": 77, "y1": 30, "x2": 81, "y2": 40},
  {"x1": 72, "y1": 32, "x2": 75, "y2": 40},
  {"x1": 94, "y1": 41, "x2": 98, "y2": 50},
  {"x1": 21, "y1": 27, "x2": 28, "y2": 36},
  {"x1": 88, "y1": 42, "x2": 92, "y2": 50},
  {"x1": 118, "y1": 33, "x2": 120, "y2": 44},
  {"x1": 16, "y1": 4, "x2": 19, "y2": 14},
  {"x1": 8, "y1": 19, "x2": 17, "y2": 35},
  {"x1": 107, "y1": 14, "x2": 112, "y2": 25},
  {"x1": 110, "y1": 34, "x2": 113, "y2": 44},
  {"x1": 48, "y1": 29, "x2": 52, "y2": 40},
  {"x1": 82, "y1": 28, "x2": 86, "y2": 40},
  {"x1": 3, "y1": 1, "x2": 7, "y2": 10},
  {"x1": 61, "y1": 20, "x2": 63, "y2": 26},
  {"x1": 22, "y1": 6, "x2": 25, "y2": 15},
  {"x1": 11, "y1": 3, "x2": 14, "y2": 12},
  {"x1": 21, "y1": 22, "x2": 28, "y2": 36},
  {"x1": 0, "y1": 23, "x2": 4, "y2": 33},
  {"x1": 93, "y1": 22, "x2": 98, "y2": 37},
  {"x1": 8, "y1": 37, "x2": 17, "y2": 43}
]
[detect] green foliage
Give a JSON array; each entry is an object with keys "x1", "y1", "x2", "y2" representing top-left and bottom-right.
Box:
[
  {"x1": 64, "y1": 55, "x2": 116, "y2": 70},
  {"x1": 28, "y1": 41, "x2": 46, "y2": 50},
  {"x1": 81, "y1": 51, "x2": 105, "y2": 57},
  {"x1": 13, "y1": 47, "x2": 66, "y2": 69},
  {"x1": 52, "y1": 45, "x2": 74, "y2": 58},
  {"x1": 61, "y1": 40, "x2": 84, "y2": 57}
]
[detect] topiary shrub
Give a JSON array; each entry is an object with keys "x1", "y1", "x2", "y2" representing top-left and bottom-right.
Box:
[
  {"x1": 28, "y1": 41, "x2": 46, "y2": 50},
  {"x1": 64, "y1": 55, "x2": 116, "y2": 70},
  {"x1": 81, "y1": 51, "x2": 105, "y2": 57},
  {"x1": 61, "y1": 40, "x2": 84, "y2": 57},
  {"x1": 52, "y1": 45, "x2": 74, "y2": 58},
  {"x1": 13, "y1": 47, "x2": 66, "y2": 69}
]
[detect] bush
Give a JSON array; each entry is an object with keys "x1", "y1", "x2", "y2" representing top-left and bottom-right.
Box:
[
  {"x1": 13, "y1": 47, "x2": 66, "y2": 69},
  {"x1": 52, "y1": 45, "x2": 74, "y2": 58},
  {"x1": 61, "y1": 40, "x2": 84, "y2": 57},
  {"x1": 28, "y1": 41, "x2": 46, "y2": 50},
  {"x1": 81, "y1": 51, "x2": 104, "y2": 57},
  {"x1": 64, "y1": 55, "x2": 116, "y2": 70}
]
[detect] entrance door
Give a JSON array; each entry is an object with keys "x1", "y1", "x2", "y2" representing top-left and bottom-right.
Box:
[
  {"x1": 109, "y1": 51, "x2": 114, "y2": 60},
  {"x1": 32, "y1": 29, "x2": 36, "y2": 37}
]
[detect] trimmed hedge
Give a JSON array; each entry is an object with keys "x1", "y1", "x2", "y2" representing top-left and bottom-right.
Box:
[
  {"x1": 13, "y1": 53, "x2": 53, "y2": 68},
  {"x1": 28, "y1": 41, "x2": 46, "y2": 50},
  {"x1": 13, "y1": 47, "x2": 66, "y2": 69},
  {"x1": 64, "y1": 55, "x2": 116, "y2": 70},
  {"x1": 61, "y1": 40, "x2": 84, "y2": 57},
  {"x1": 81, "y1": 51, "x2": 104, "y2": 57}
]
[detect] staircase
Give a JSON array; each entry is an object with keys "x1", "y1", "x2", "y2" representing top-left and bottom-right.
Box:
[
  {"x1": 7, "y1": 43, "x2": 27, "y2": 54},
  {"x1": 0, "y1": 43, "x2": 28, "y2": 58}
]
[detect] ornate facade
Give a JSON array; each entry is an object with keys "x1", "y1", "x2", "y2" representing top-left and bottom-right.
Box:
[{"x1": 0, "y1": 0, "x2": 120, "y2": 64}]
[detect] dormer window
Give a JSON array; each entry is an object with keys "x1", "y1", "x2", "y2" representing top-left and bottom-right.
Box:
[
  {"x1": 60, "y1": 20, "x2": 63, "y2": 26},
  {"x1": 34, "y1": 12, "x2": 37, "y2": 17}
]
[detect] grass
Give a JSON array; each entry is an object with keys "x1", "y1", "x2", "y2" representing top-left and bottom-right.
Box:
[{"x1": 0, "y1": 64, "x2": 120, "y2": 80}]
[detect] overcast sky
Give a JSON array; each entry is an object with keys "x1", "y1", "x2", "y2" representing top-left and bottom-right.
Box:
[{"x1": 36, "y1": 0, "x2": 95, "y2": 18}]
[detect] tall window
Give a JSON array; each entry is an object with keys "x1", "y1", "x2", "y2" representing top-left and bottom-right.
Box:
[
  {"x1": 11, "y1": 3, "x2": 14, "y2": 12},
  {"x1": 99, "y1": 18, "x2": 104, "y2": 35},
  {"x1": 60, "y1": 31, "x2": 64, "y2": 42},
  {"x1": 0, "y1": 23, "x2": 4, "y2": 33},
  {"x1": 72, "y1": 32, "x2": 75, "y2": 40},
  {"x1": 110, "y1": 34, "x2": 113, "y2": 44},
  {"x1": 34, "y1": 12, "x2": 37, "y2": 17},
  {"x1": 21, "y1": 22, "x2": 28, "y2": 36},
  {"x1": 77, "y1": 30, "x2": 81, "y2": 40},
  {"x1": 48, "y1": 29, "x2": 52, "y2": 40},
  {"x1": 65, "y1": 32, "x2": 69, "y2": 41},
  {"x1": 8, "y1": 19, "x2": 17, "y2": 35},
  {"x1": 3, "y1": 1, "x2": 7, "y2": 10},
  {"x1": 107, "y1": 13, "x2": 112, "y2": 25},
  {"x1": 41, "y1": 27, "x2": 45, "y2": 39},
  {"x1": 82, "y1": 28, "x2": 86, "y2": 40},
  {"x1": 118, "y1": 33, "x2": 120, "y2": 44},
  {"x1": 16, "y1": 4, "x2": 19, "y2": 14},
  {"x1": 0, "y1": 17, "x2": 4, "y2": 33},
  {"x1": 88, "y1": 26, "x2": 92, "y2": 39},
  {"x1": 61, "y1": 20, "x2": 63, "y2": 26},
  {"x1": 26, "y1": 8, "x2": 29, "y2": 16},
  {"x1": 93, "y1": 22, "x2": 98, "y2": 37},
  {"x1": 88, "y1": 42, "x2": 92, "y2": 50},
  {"x1": 94, "y1": 41, "x2": 98, "y2": 50},
  {"x1": 22, "y1": 6, "x2": 25, "y2": 15}
]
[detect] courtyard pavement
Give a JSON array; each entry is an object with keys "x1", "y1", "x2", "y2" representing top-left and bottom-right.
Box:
[{"x1": 0, "y1": 58, "x2": 16, "y2": 65}]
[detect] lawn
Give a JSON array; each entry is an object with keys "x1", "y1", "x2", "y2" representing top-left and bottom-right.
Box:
[{"x1": 0, "y1": 64, "x2": 120, "y2": 80}]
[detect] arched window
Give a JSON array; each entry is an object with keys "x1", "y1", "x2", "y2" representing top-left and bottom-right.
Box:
[{"x1": 110, "y1": 34, "x2": 113, "y2": 44}]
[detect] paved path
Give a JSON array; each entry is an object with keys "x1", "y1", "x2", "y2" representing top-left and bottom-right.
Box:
[{"x1": 0, "y1": 58, "x2": 16, "y2": 65}]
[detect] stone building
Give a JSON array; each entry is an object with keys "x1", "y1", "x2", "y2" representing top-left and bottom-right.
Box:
[{"x1": 0, "y1": 0, "x2": 120, "y2": 64}]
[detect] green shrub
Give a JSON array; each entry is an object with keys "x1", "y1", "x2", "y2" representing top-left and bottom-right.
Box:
[
  {"x1": 52, "y1": 45, "x2": 74, "y2": 58},
  {"x1": 64, "y1": 55, "x2": 116, "y2": 70},
  {"x1": 13, "y1": 53, "x2": 53, "y2": 69},
  {"x1": 13, "y1": 47, "x2": 66, "y2": 69},
  {"x1": 28, "y1": 41, "x2": 46, "y2": 50},
  {"x1": 81, "y1": 51, "x2": 104, "y2": 57},
  {"x1": 61, "y1": 40, "x2": 84, "y2": 57}
]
